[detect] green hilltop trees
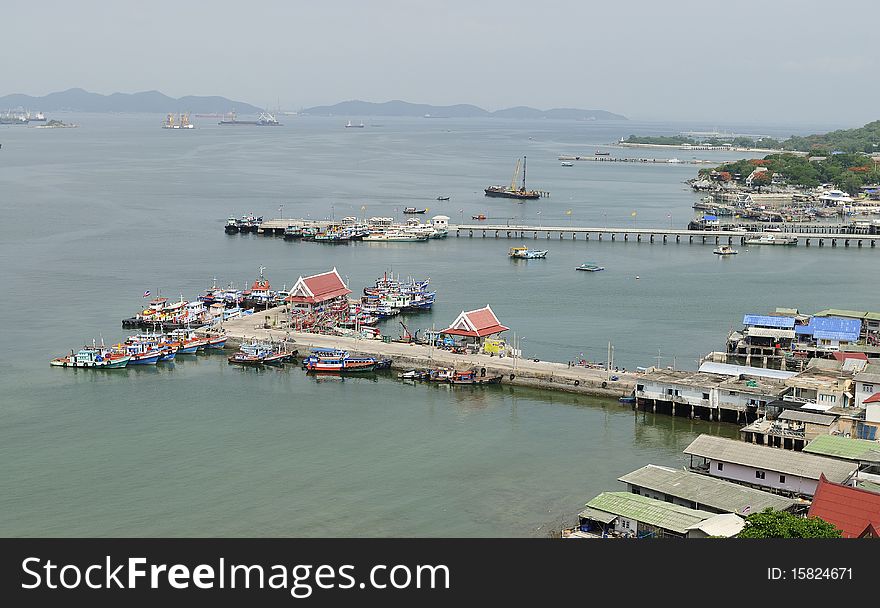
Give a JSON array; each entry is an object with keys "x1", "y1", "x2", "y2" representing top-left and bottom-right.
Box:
[{"x1": 737, "y1": 508, "x2": 842, "y2": 539}]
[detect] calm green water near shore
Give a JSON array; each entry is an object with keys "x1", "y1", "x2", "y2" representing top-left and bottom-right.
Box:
[{"x1": 0, "y1": 114, "x2": 874, "y2": 536}]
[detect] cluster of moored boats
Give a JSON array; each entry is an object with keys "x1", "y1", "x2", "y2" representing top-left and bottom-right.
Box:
[
  {"x1": 397, "y1": 367, "x2": 504, "y2": 385},
  {"x1": 122, "y1": 269, "x2": 283, "y2": 331},
  {"x1": 51, "y1": 331, "x2": 228, "y2": 368},
  {"x1": 283, "y1": 216, "x2": 449, "y2": 243},
  {"x1": 224, "y1": 214, "x2": 264, "y2": 233}
]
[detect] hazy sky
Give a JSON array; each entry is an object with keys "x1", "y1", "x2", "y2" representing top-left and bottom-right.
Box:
[{"x1": 6, "y1": 0, "x2": 878, "y2": 126}]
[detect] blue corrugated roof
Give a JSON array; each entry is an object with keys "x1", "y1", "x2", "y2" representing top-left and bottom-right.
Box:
[
  {"x1": 743, "y1": 315, "x2": 795, "y2": 329},
  {"x1": 703, "y1": 215, "x2": 718, "y2": 221},
  {"x1": 796, "y1": 316, "x2": 861, "y2": 341},
  {"x1": 809, "y1": 316, "x2": 861, "y2": 342}
]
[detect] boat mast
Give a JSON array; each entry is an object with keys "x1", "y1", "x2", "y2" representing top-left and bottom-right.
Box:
[{"x1": 522, "y1": 156, "x2": 527, "y2": 191}]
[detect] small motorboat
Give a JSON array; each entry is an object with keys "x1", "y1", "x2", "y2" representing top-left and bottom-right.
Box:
[
  {"x1": 436, "y1": 196, "x2": 450, "y2": 201},
  {"x1": 403, "y1": 207, "x2": 427, "y2": 214},
  {"x1": 576, "y1": 263, "x2": 604, "y2": 272},
  {"x1": 560, "y1": 161, "x2": 573, "y2": 166},
  {"x1": 713, "y1": 245, "x2": 739, "y2": 255},
  {"x1": 509, "y1": 246, "x2": 548, "y2": 259},
  {"x1": 472, "y1": 214, "x2": 487, "y2": 220}
]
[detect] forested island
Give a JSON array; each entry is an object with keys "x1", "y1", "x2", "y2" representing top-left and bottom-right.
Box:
[{"x1": 625, "y1": 120, "x2": 880, "y2": 154}]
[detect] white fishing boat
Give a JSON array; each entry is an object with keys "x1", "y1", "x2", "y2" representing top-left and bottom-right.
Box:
[
  {"x1": 362, "y1": 230, "x2": 428, "y2": 242},
  {"x1": 713, "y1": 245, "x2": 739, "y2": 255},
  {"x1": 743, "y1": 235, "x2": 798, "y2": 246},
  {"x1": 509, "y1": 246, "x2": 548, "y2": 259}
]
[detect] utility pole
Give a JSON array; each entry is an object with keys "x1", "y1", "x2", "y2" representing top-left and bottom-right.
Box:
[
  {"x1": 513, "y1": 331, "x2": 517, "y2": 374},
  {"x1": 607, "y1": 341, "x2": 611, "y2": 380},
  {"x1": 655, "y1": 348, "x2": 663, "y2": 369}
]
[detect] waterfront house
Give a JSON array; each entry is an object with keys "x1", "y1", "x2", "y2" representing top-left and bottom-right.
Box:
[
  {"x1": 854, "y1": 363, "x2": 880, "y2": 408},
  {"x1": 784, "y1": 359, "x2": 857, "y2": 409},
  {"x1": 740, "y1": 408, "x2": 840, "y2": 451},
  {"x1": 793, "y1": 315, "x2": 862, "y2": 354},
  {"x1": 635, "y1": 366, "x2": 791, "y2": 422},
  {"x1": 807, "y1": 475, "x2": 880, "y2": 537},
  {"x1": 683, "y1": 434, "x2": 858, "y2": 498},
  {"x1": 440, "y1": 306, "x2": 509, "y2": 352},
  {"x1": 286, "y1": 268, "x2": 352, "y2": 315},
  {"x1": 618, "y1": 464, "x2": 800, "y2": 515},
  {"x1": 564, "y1": 492, "x2": 744, "y2": 539},
  {"x1": 813, "y1": 309, "x2": 880, "y2": 346},
  {"x1": 859, "y1": 395, "x2": 880, "y2": 440}
]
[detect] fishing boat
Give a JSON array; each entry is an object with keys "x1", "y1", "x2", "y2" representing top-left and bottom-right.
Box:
[
  {"x1": 403, "y1": 207, "x2": 427, "y2": 214},
  {"x1": 304, "y1": 352, "x2": 381, "y2": 373},
  {"x1": 619, "y1": 394, "x2": 636, "y2": 404},
  {"x1": 713, "y1": 245, "x2": 739, "y2": 255},
  {"x1": 205, "y1": 334, "x2": 228, "y2": 349},
  {"x1": 436, "y1": 196, "x2": 450, "y2": 201},
  {"x1": 50, "y1": 347, "x2": 131, "y2": 369},
  {"x1": 283, "y1": 225, "x2": 303, "y2": 240},
  {"x1": 345, "y1": 120, "x2": 365, "y2": 128},
  {"x1": 448, "y1": 369, "x2": 503, "y2": 385},
  {"x1": 227, "y1": 351, "x2": 265, "y2": 366},
  {"x1": 509, "y1": 246, "x2": 548, "y2": 259},
  {"x1": 472, "y1": 214, "x2": 487, "y2": 220},
  {"x1": 224, "y1": 216, "x2": 240, "y2": 234},
  {"x1": 362, "y1": 230, "x2": 428, "y2": 242},
  {"x1": 743, "y1": 235, "x2": 798, "y2": 246},
  {"x1": 595, "y1": 150, "x2": 610, "y2": 156},
  {"x1": 576, "y1": 263, "x2": 605, "y2": 272},
  {"x1": 560, "y1": 161, "x2": 574, "y2": 166},
  {"x1": 398, "y1": 369, "x2": 430, "y2": 380},
  {"x1": 484, "y1": 156, "x2": 543, "y2": 200}
]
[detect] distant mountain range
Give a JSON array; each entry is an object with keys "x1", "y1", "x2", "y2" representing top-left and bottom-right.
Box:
[
  {"x1": 302, "y1": 100, "x2": 627, "y2": 120},
  {"x1": 0, "y1": 88, "x2": 263, "y2": 114},
  {"x1": 0, "y1": 89, "x2": 627, "y2": 120}
]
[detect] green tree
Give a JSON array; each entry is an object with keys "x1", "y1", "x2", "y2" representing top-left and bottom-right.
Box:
[{"x1": 737, "y1": 508, "x2": 842, "y2": 538}]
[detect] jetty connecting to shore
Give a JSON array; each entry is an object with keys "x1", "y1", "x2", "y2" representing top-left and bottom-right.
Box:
[
  {"x1": 448, "y1": 224, "x2": 878, "y2": 247},
  {"x1": 239, "y1": 219, "x2": 879, "y2": 248},
  {"x1": 208, "y1": 305, "x2": 637, "y2": 399}
]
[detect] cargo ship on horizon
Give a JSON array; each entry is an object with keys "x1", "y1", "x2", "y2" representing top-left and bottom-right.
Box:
[{"x1": 219, "y1": 110, "x2": 282, "y2": 126}]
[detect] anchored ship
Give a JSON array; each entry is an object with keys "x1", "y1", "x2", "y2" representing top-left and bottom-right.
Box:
[{"x1": 485, "y1": 156, "x2": 543, "y2": 200}]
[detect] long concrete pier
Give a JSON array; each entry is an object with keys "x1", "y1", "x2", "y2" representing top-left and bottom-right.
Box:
[
  {"x1": 450, "y1": 224, "x2": 878, "y2": 248},
  {"x1": 208, "y1": 306, "x2": 637, "y2": 399},
  {"x1": 247, "y1": 219, "x2": 878, "y2": 248}
]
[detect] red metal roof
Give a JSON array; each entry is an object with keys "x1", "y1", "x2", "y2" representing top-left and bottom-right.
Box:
[
  {"x1": 832, "y1": 352, "x2": 868, "y2": 362},
  {"x1": 442, "y1": 305, "x2": 509, "y2": 338},
  {"x1": 807, "y1": 474, "x2": 880, "y2": 538},
  {"x1": 286, "y1": 269, "x2": 351, "y2": 304},
  {"x1": 864, "y1": 393, "x2": 880, "y2": 404}
]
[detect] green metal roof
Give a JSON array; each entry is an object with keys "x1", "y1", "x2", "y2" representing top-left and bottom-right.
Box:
[
  {"x1": 583, "y1": 492, "x2": 714, "y2": 534},
  {"x1": 813, "y1": 309, "x2": 868, "y2": 319},
  {"x1": 618, "y1": 465, "x2": 796, "y2": 514},
  {"x1": 865, "y1": 312, "x2": 880, "y2": 322},
  {"x1": 856, "y1": 480, "x2": 880, "y2": 494},
  {"x1": 803, "y1": 435, "x2": 880, "y2": 463}
]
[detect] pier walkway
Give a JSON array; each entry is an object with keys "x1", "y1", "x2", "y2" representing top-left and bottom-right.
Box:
[
  {"x1": 245, "y1": 219, "x2": 878, "y2": 248},
  {"x1": 450, "y1": 224, "x2": 878, "y2": 248},
  {"x1": 210, "y1": 306, "x2": 637, "y2": 399}
]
